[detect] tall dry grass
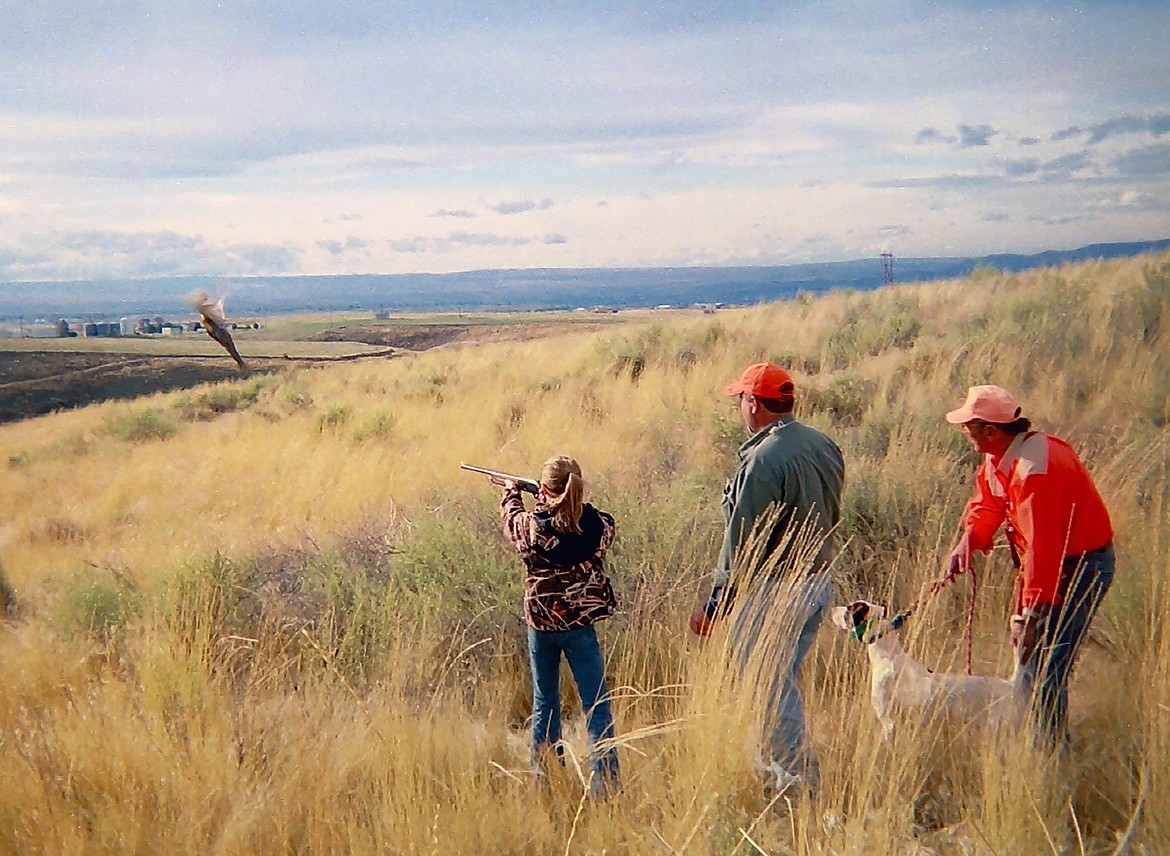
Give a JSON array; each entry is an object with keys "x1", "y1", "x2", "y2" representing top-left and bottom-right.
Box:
[{"x1": 0, "y1": 250, "x2": 1167, "y2": 853}]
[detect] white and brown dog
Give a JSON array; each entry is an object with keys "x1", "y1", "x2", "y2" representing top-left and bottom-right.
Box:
[{"x1": 831, "y1": 600, "x2": 1025, "y2": 740}]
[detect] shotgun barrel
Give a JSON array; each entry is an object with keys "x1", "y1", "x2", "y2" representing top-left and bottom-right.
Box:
[{"x1": 460, "y1": 463, "x2": 540, "y2": 494}]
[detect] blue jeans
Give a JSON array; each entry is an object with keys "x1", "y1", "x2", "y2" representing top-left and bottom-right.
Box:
[
  {"x1": 729, "y1": 571, "x2": 831, "y2": 788},
  {"x1": 1018, "y1": 544, "x2": 1114, "y2": 749},
  {"x1": 527, "y1": 624, "x2": 620, "y2": 793}
]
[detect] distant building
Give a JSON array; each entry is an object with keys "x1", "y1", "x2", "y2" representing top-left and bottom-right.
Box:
[{"x1": 82, "y1": 321, "x2": 121, "y2": 337}]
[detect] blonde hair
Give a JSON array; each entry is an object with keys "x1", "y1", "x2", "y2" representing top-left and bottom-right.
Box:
[{"x1": 541, "y1": 455, "x2": 585, "y2": 534}]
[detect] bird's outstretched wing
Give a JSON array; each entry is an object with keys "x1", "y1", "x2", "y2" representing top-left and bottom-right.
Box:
[
  {"x1": 190, "y1": 290, "x2": 228, "y2": 326},
  {"x1": 189, "y1": 290, "x2": 247, "y2": 371}
]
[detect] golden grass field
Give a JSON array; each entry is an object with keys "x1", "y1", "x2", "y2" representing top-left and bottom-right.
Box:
[{"x1": 0, "y1": 252, "x2": 1167, "y2": 854}]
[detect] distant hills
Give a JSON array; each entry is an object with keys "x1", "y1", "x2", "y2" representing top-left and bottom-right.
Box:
[{"x1": 1, "y1": 239, "x2": 1167, "y2": 321}]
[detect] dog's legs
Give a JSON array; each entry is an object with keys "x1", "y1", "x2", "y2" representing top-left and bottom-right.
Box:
[
  {"x1": 871, "y1": 695, "x2": 895, "y2": 741},
  {"x1": 871, "y1": 678, "x2": 895, "y2": 741}
]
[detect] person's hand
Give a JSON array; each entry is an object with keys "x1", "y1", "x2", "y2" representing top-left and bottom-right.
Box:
[
  {"x1": 689, "y1": 606, "x2": 714, "y2": 637},
  {"x1": 1011, "y1": 604, "x2": 1050, "y2": 663},
  {"x1": 689, "y1": 586, "x2": 726, "y2": 637},
  {"x1": 939, "y1": 530, "x2": 974, "y2": 588},
  {"x1": 1009, "y1": 614, "x2": 1025, "y2": 648}
]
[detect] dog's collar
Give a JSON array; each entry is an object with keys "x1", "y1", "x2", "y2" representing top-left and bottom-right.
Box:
[{"x1": 855, "y1": 611, "x2": 909, "y2": 645}]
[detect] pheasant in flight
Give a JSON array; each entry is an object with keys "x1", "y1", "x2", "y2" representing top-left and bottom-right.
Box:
[{"x1": 190, "y1": 291, "x2": 248, "y2": 371}]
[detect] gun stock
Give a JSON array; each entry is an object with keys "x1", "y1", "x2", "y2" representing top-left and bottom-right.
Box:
[{"x1": 460, "y1": 463, "x2": 540, "y2": 494}]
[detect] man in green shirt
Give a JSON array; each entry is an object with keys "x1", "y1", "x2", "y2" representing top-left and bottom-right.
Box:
[{"x1": 693, "y1": 361, "x2": 844, "y2": 793}]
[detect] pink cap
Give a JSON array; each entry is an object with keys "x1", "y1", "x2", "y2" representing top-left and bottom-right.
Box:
[{"x1": 945, "y1": 385, "x2": 1023, "y2": 424}]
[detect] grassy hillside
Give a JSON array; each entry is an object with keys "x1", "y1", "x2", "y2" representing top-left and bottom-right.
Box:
[{"x1": 1, "y1": 251, "x2": 1167, "y2": 854}]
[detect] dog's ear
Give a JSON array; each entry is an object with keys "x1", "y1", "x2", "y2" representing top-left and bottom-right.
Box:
[{"x1": 829, "y1": 605, "x2": 854, "y2": 631}]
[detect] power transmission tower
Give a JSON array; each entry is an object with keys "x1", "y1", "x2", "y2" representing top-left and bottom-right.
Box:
[{"x1": 880, "y1": 252, "x2": 895, "y2": 284}]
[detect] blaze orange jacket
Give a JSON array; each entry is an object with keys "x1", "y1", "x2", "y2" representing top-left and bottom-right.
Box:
[{"x1": 963, "y1": 432, "x2": 1113, "y2": 609}]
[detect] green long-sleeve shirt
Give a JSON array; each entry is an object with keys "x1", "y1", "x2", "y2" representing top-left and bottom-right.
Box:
[{"x1": 714, "y1": 414, "x2": 845, "y2": 588}]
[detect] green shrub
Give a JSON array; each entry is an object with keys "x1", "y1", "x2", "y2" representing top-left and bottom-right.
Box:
[
  {"x1": 177, "y1": 380, "x2": 263, "y2": 422},
  {"x1": 393, "y1": 503, "x2": 519, "y2": 612},
  {"x1": 997, "y1": 273, "x2": 1094, "y2": 367},
  {"x1": 605, "y1": 327, "x2": 661, "y2": 380},
  {"x1": 413, "y1": 365, "x2": 457, "y2": 404},
  {"x1": 279, "y1": 386, "x2": 314, "y2": 412},
  {"x1": 770, "y1": 350, "x2": 821, "y2": 376},
  {"x1": 303, "y1": 506, "x2": 520, "y2": 690},
  {"x1": 101, "y1": 407, "x2": 178, "y2": 442},
  {"x1": 315, "y1": 403, "x2": 352, "y2": 433},
  {"x1": 352, "y1": 410, "x2": 398, "y2": 443},
  {"x1": 855, "y1": 412, "x2": 898, "y2": 458},
  {"x1": 874, "y1": 307, "x2": 923, "y2": 352},
  {"x1": 599, "y1": 320, "x2": 732, "y2": 381},
  {"x1": 161, "y1": 554, "x2": 252, "y2": 649},
  {"x1": 311, "y1": 557, "x2": 395, "y2": 684},
  {"x1": 56, "y1": 572, "x2": 140, "y2": 639},
  {"x1": 802, "y1": 375, "x2": 878, "y2": 427},
  {"x1": 250, "y1": 373, "x2": 315, "y2": 421},
  {"x1": 157, "y1": 517, "x2": 516, "y2": 691},
  {"x1": 823, "y1": 299, "x2": 922, "y2": 368}
]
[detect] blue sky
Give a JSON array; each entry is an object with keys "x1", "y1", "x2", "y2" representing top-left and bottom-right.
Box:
[{"x1": 1, "y1": 0, "x2": 1168, "y2": 281}]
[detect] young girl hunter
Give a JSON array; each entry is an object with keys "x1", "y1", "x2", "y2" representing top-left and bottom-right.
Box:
[{"x1": 499, "y1": 455, "x2": 620, "y2": 796}]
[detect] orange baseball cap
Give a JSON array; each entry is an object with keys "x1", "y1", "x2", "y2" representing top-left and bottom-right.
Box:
[
  {"x1": 945, "y1": 385, "x2": 1023, "y2": 424},
  {"x1": 726, "y1": 362, "x2": 795, "y2": 397}
]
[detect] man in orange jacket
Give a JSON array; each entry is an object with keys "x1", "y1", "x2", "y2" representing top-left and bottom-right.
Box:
[{"x1": 939, "y1": 385, "x2": 1114, "y2": 748}]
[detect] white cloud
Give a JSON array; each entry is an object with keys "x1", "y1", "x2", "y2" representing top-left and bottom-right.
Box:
[{"x1": 1, "y1": 1, "x2": 1168, "y2": 280}]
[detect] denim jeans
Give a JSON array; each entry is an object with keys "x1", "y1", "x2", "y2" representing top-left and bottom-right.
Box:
[
  {"x1": 1018, "y1": 544, "x2": 1115, "y2": 749},
  {"x1": 527, "y1": 623, "x2": 620, "y2": 793},
  {"x1": 729, "y1": 571, "x2": 831, "y2": 788}
]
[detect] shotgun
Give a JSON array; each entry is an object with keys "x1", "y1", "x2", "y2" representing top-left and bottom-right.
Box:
[{"x1": 460, "y1": 463, "x2": 540, "y2": 494}]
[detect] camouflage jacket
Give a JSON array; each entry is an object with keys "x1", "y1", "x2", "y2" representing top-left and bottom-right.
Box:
[{"x1": 501, "y1": 487, "x2": 617, "y2": 632}]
